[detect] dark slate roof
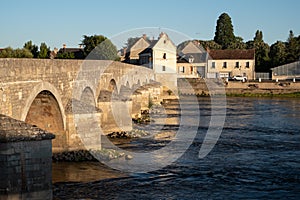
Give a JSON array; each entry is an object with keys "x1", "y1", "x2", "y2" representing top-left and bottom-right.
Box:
[
  {"x1": 139, "y1": 48, "x2": 153, "y2": 55},
  {"x1": 0, "y1": 114, "x2": 55, "y2": 143},
  {"x1": 177, "y1": 52, "x2": 207, "y2": 63},
  {"x1": 208, "y1": 49, "x2": 255, "y2": 60}
]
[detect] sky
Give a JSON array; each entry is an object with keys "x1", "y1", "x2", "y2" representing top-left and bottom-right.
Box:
[{"x1": 0, "y1": 0, "x2": 299, "y2": 49}]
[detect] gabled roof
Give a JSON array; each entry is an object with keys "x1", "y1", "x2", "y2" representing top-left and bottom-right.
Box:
[
  {"x1": 139, "y1": 33, "x2": 176, "y2": 55},
  {"x1": 125, "y1": 37, "x2": 151, "y2": 58},
  {"x1": 137, "y1": 39, "x2": 158, "y2": 55},
  {"x1": 177, "y1": 52, "x2": 207, "y2": 63},
  {"x1": 139, "y1": 47, "x2": 153, "y2": 55},
  {"x1": 179, "y1": 41, "x2": 206, "y2": 54},
  {"x1": 208, "y1": 49, "x2": 255, "y2": 60}
]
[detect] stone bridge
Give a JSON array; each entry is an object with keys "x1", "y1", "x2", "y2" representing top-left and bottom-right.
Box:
[{"x1": 0, "y1": 58, "x2": 162, "y2": 152}]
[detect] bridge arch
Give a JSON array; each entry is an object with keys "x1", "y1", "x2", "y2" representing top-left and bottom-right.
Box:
[
  {"x1": 21, "y1": 82, "x2": 66, "y2": 151},
  {"x1": 81, "y1": 87, "x2": 96, "y2": 106},
  {"x1": 21, "y1": 82, "x2": 66, "y2": 128},
  {"x1": 108, "y1": 79, "x2": 118, "y2": 94}
]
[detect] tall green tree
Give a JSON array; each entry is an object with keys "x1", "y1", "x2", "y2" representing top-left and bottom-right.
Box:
[
  {"x1": 269, "y1": 41, "x2": 287, "y2": 67},
  {"x1": 24, "y1": 41, "x2": 38, "y2": 58},
  {"x1": 198, "y1": 40, "x2": 222, "y2": 50},
  {"x1": 286, "y1": 30, "x2": 299, "y2": 63},
  {"x1": 81, "y1": 35, "x2": 119, "y2": 60},
  {"x1": 246, "y1": 30, "x2": 270, "y2": 72},
  {"x1": 228, "y1": 36, "x2": 246, "y2": 49},
  {"x1": 38, "y1": 42, "x2": 50, "y2": 58},
  {"x1": 214, "y1": 13, "x2": 236, "y2": 49}
]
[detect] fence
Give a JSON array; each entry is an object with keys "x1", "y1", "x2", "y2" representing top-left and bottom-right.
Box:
[{"x1": 255, "y1": 72, "x2": 271, "y2": 80}]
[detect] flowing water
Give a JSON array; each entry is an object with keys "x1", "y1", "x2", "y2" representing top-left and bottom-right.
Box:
[{"x1": 53, "y1": 97, "x2": 300, "y2": 199}]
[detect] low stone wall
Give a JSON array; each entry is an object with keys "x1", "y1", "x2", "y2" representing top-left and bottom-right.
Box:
[
  {"x1": 0, "y1": 114, "x2": 54, "y2": 200},
  {"x1": 178, "y1": 78, "x2": 300, "y2": 95}
]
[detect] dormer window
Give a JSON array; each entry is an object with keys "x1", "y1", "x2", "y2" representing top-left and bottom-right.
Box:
[
  {"x1": 188, "y1": 55, "x2": 194, "y2": 63},
  {"x1": 163, "y1": 53, "x2": 166, "y2": 59}
]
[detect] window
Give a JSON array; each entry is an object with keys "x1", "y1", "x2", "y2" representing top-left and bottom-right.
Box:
[
  {"x1": 246, "y1": 62, "x2": 250, "y2": 68},
  {"x1": 163, "y1": 53, "x2": 167, "y2": 59},
  {"x1": 235, "y1": 62, "x2": 239, "y2": 68},
  {"x1": 211, "y1": 62, "x2": 215, "y2": 69},
  {"x1": 223, "y1": 62, "x2": 227, "y2": 68},
  {"x1": 179, "y1": 66, "x2": 185, "y2": 73},
  {"x1": 162, "y1": 66, "x2": 166, "y2": 71}
]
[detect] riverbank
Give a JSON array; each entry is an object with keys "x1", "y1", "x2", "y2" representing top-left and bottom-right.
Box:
[{"x1": 178, "y1": 78, "x2": 300, "y2": 97}]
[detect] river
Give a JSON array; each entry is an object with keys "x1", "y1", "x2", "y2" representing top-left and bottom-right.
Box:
[{"x1": 53, "y1": 97, "x2": 300, "y2": 199}]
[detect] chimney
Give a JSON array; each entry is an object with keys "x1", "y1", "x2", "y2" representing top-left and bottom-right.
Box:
[
  {"x1": 159, "y1": 32, "x2": 164, "y2": 39},
  {"x1": 142, "y1": 34, "x2": 147, "y2": 40},
  {"x1": 63, "y1": 44, "x2": 66, "y2": 49},
  {"x1": 193, "y1": 40, "x2": 200, "y2": 47}
]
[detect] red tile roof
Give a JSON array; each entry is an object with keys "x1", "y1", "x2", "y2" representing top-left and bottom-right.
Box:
[{"x1": 208, "y1": 49, "x2": 255, "y2": 60}]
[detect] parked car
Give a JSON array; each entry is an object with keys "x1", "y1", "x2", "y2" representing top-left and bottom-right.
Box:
[{"x1": 232, "y1": 75, "x2": 247, "y2": 82}]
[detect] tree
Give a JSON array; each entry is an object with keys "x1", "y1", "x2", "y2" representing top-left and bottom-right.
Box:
[
  {"x1": 0, "y1": 47, "x2": 14, "y2": 58},
  {"x1": 38, "y1": 42, "x2": 50, "y2": 58},
  {"x1": 81, "y1": 35, "x2": 119, "y2": 60},
  {"x1": 269, "y1": 41, "x2": 287, "y2": 67},
  {"x1": 286, "y1": 30, "x2": 299, "y2": 63},
  {"x1": 56, "y1": 52, "x2": 75, "y2": 59},
  {"x1": 227, "y1": 36, "x2": 246, "y2": 49},
  {"x1": 0, "y1": 47, "x2": 33, "y2": 58},
  {"x1": 198, "y1": 40, "x2": 222, "y2": 50},
  {"x1": 214, "y1": 13, "x2": 236, "y2": 49},
  {"x1": 13, "y1": 48, "x2": 33, "y2": 58},
  {"x1": 247, "y1": 30, "x2": 271, "y2": 72},
  {"x1": 24, "y1": 41, "x2": 38, "y2": 58}
]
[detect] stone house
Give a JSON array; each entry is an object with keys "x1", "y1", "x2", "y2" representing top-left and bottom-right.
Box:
[
  {"x1": 206, "y1": 49, "x2": 255, "y2": 80},
  {"x1": 177, "y1": 41, "x2": 207, "y2": 78},
  {"x1": 123, "y1": 34, "x2": 150, "y2": 64},
  {"x1": 138, "y1": 32, "x2": 177, "y2": 87}
]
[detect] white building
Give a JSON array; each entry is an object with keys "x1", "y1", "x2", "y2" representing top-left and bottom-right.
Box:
[{"x1": 138, "y1": 32, "x2": 177, "y2": 87}]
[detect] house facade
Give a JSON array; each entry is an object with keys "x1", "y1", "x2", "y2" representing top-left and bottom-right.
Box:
[
  {"x1": 138, "y1": 32, "x2": 177, "y2": 87},
  {"x1": 207, "y1": 49, "x2": 255, "y2": 80},
  {"x1": 177, "y1": 41, "x2": 207, "y2": 78}
]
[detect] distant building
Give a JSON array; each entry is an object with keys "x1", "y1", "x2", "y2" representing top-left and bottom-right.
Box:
[
  {"x1": 56, "y1": 44, "x2": 85, "y2": 59},
  {"x1": 271, "y1": 61, "x2": 300, "y2": 80},
  {"x1": 138, "y1": 32, "x2": 177, "y2": 87},
  {"x1": 124, "y1": 34, "x2": 150, "y2": 64},
  {"x1": 207, "y1": 49, "x2": 255, "y2": 80},
  {"x1": 177, "y1": 41, "x2": 207, "y2": 78}
]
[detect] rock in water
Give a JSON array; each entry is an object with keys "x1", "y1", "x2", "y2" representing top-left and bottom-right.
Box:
[{"x1": 125, "y1": 154, "x2": 133, "y2": 160}]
